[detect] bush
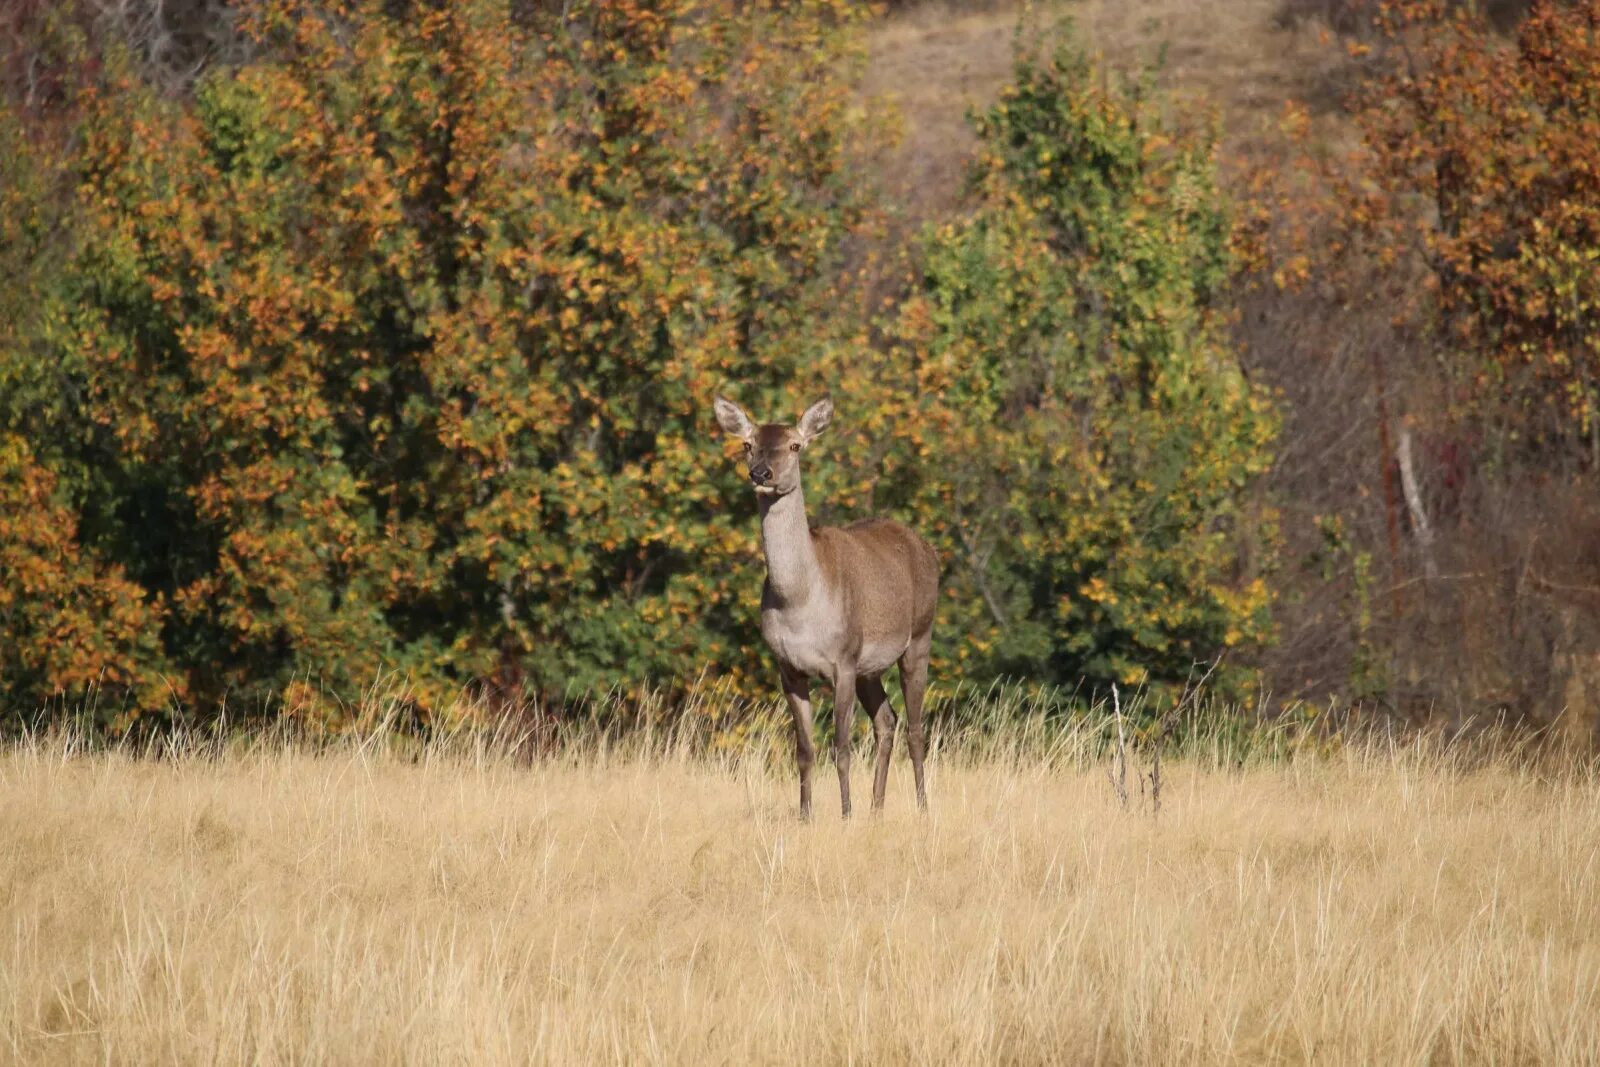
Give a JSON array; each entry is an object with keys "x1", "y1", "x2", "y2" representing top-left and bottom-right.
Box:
[
  {"x1": 884, "y1": 39, "x2": 1278, "y2": 701},
  {"x1": 3, "y1": 0, "x2": 878, "y2": 725}
]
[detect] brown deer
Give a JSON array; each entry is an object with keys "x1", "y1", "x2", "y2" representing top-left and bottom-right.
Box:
[{"x1": 714, "y1": 395, "x2": 940, "y2": 818}]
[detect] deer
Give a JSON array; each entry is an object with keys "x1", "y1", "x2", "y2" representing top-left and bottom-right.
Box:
[{"x1": 713, "y1": 394, "x2": 940, "y2": 818}]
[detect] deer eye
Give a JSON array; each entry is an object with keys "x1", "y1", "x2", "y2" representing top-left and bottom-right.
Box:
[
  {"x1": 790, "y1": 443, "x2": 801, "y2": 452},
  {"x1": 742, "y1": 442, "x2": 752, "y2": 453}
]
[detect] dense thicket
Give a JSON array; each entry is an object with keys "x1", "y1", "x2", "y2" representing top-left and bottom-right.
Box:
[
  {"x1": 0, "y1": 0, "x2": 1277, "y2": 728},
  {"x1": 1239, "y1": 0, "x2": 1600, "y2": 733},
  {"x1": 4, "y1": 0, "x2": 882, "y2": 723}
]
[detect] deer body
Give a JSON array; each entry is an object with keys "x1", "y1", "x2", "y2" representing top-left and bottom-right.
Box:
[
  {"x1": 716, "y1": 395, "x2": 940, "y2": 817},
  {"x1": 759, "y1": 501, "x2": 931, "y2": 677}
]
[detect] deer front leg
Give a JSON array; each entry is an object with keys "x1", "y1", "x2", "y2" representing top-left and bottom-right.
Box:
[
  {"x1": 781, "y1": 664, "x2": 816, "y2": 819},
  {"x1": 831, "y1": 665, "x2": 858, "y2": 818}
]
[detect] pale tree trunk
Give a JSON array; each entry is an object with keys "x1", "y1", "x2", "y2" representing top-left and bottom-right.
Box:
[{"x1": 1397, "y1": 426, "x2": 1437, "y2": 580}]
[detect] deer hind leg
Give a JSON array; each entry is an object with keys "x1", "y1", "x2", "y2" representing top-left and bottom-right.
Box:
[
  {"x1": 857, "y1": 675, "x2": 895, "y2": 812},
  {"x1": 831, "y1": 666, "x2": 858, "y2": 819},
  {"x1": 781, "y1": 665, "x2": 816, "y2": 820},
  {"x1": 900, "y1": 632, "x2": 932, "y2": 812}
]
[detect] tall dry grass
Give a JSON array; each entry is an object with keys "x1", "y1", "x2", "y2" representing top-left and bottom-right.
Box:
[{"x1": 3, "y1": 693, "x2": 1598, "y2": 1064}]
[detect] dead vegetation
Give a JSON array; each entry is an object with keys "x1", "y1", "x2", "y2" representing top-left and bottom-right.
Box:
[{"x1": 3, "y1": 716, "x2": 1597, "y2": 1064}]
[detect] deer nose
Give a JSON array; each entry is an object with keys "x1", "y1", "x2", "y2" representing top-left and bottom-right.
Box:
[{"x1": 749, "y1": 465, "x2": 772, "y2": 485}]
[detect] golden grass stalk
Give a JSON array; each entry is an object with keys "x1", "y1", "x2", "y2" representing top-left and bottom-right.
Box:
[{"x1": 4, "y1": 689, "x2": 1598, "y2": 1064}]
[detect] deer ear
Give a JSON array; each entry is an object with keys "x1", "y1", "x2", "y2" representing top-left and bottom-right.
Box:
[
  {"x1": 713, "y1": 395, "x2": 755, "y2": 441},
  {"x1": 797, "y1": 395, "x2": 833, "y2": 442}
]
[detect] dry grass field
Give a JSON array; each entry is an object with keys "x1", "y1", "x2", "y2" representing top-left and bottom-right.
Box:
[{"x1": 4, "y1": 710, "x2": 1599, "y2": 1065}]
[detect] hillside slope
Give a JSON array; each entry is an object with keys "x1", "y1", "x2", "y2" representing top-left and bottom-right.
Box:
[{"x1": 863, "y1": 0, "x2": 1348, "y2": 219}]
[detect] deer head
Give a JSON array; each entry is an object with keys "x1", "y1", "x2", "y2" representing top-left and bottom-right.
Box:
[{"x1": 713, "y1": 395, "x2": 833, "y2": 497}]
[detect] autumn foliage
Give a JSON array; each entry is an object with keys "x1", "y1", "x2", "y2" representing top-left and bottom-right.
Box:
[
  {"x1": 0, "y1": 0, "x2": 1281, "y2": 728},
  {"x1": 1257, "y1": 0, "x2": 1600, "y2": 457},
  {"x1": 6, "y1": 0, "x2": 881, "y2": 723},
  {"x1": 1362, "y1": 0, "x2": 1600, "y2": 455},
  {"x1": 1235, "y1": 0, "x2": 1600, "y2": 722}
]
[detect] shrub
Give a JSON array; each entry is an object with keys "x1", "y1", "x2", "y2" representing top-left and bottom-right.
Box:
[
  {"x1": 884, "y1": 39, "x2": 1278, "y2": 701},
  {"x1": 5, "y1": 0, "x2": 877, "y2": 723}
]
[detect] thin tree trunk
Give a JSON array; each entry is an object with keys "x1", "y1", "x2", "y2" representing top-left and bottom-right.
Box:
[{"x1": 1397, "y1": 425, "x2": 1437, "y2": 580}]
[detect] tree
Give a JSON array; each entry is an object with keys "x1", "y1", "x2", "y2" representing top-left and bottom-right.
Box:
[
  {"x1": 1354, "y1": 0, "x2": 1600, "y2": 463},
  {"x1": 888, "y1": 38, "x2": 1278, "y2": 701},
  {"x1": 4, "y1": 0, "x2": 878, "y2": 724}
]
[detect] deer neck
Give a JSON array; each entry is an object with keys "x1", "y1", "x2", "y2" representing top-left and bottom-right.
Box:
[{"x1": 758, "y1": 483, "x2": 821, "y2": 607}]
